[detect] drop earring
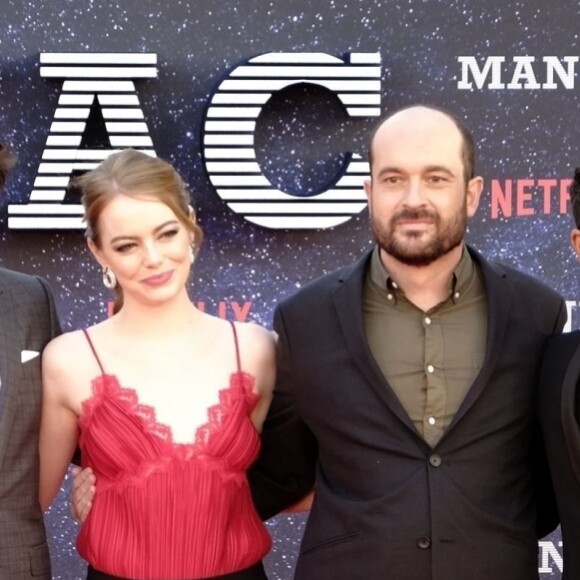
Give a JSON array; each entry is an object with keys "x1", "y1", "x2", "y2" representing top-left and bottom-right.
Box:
[{"x1": 102, "y1": 267, "x2": 117, "y2": 289}]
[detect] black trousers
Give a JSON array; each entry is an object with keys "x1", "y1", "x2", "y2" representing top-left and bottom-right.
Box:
[{"x1": 86, "y1": 561, "x2": 267, "y2": 580}]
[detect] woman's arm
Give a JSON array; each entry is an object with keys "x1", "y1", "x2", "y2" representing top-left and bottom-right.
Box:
[
  {"x1": 39, "y1": 337, "x2": 79, "y2": 510},
  {"x1": 244, "y1": 324, "x2": 276, "y2": 431}
]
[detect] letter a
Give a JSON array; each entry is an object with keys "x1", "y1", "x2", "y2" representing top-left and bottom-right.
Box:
[{"x1": 8, "y1": 52, "x2": 158, "y2": 230}]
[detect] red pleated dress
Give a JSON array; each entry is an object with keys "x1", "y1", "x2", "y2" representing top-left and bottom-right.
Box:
[{"x1": 76, "y1": 325, "x2": 272, "y2": 579}]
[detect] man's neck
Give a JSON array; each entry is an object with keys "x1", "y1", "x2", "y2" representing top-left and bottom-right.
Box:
[{"x1": 379, "y1": 245, "x2": 464, "y2": 312}]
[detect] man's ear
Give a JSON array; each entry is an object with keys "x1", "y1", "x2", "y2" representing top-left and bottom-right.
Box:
[
  {"x1": 364, "y1": 178, "x2": 372, "y2": 208},
  {"x1": 465, "y1": 176, "x2": 484, "y2": 219},
  {"x1": 571, "y1": 229, "x2": 580, "y2": 258}
]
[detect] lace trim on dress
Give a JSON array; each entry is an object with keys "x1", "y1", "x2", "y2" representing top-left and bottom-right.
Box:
[{"x1": 79, "y1": 371, "x2": 259, "y2": 491}]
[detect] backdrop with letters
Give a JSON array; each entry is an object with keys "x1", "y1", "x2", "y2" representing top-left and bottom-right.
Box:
[{"x1": 0, "y1": 0, "x2": 576, "y2": 577}]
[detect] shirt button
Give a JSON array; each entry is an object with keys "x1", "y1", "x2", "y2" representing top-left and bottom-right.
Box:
[
  {"x1": 428, "y1": 416, "x2": 436, "y2": 425},
  {"x1": 429, "y1": 454, "x2": 442, "y2": 467},
  {"x1": 417, "y1": 536, "x2": 431, "y2": 549},
  {"x1": 427, "y1": 365, "x2": 435, "y2": 374},
  {"x1": 424, "y1": 316, "x2": 431, "y2": 325}
]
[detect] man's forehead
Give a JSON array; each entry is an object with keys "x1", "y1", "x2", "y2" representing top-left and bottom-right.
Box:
[
  {"x1": 380, "y1": 110, "x2": 460, "y2": 141},
  {"x1": 374, "y1": 131, "x2": 462, "y2": 158},
  {"x1": 385, "y1": 106, "x2": 456, "y2": 127},
  {"x1": 373, "y1": 115, "x2": 462, "y2": 157}
]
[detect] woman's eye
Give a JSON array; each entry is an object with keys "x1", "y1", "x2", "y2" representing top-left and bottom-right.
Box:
[
  {"x1": 114, "y1": 243, "x2": 135, "y2": 253},
  {"x1": 161, "y1": 229, "x2": 179, "y2": 239}
]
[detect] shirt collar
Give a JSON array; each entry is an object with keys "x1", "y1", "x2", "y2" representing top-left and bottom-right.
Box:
[{"x1": 369, "y1": 244, "x2": 474, "y2": 305}]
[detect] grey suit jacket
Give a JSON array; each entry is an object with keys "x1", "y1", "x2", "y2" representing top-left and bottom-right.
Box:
[{"x1": 0, "y1": 267, "x2": 60, "y2": 579}]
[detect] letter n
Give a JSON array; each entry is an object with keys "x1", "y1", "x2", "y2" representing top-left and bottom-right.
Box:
[{"x1": 8, "y1": 52, "x2": 158, "y2": 230}]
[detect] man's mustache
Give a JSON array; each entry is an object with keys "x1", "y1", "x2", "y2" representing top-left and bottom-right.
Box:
[{"x1": 392, "y1": 209, "x2": 437, "y2": 221}]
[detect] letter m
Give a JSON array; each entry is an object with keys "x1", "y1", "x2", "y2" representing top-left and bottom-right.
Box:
[
  {"x1": 8, "y1": 52, "x2": 158, "y2": 230},
  {"x1": 457, "y1": 56, "x2": 506, "y2": 89}
]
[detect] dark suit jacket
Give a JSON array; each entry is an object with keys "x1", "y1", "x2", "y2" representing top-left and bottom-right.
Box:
[
  {"x1": 0, "y1": 268, "x2": 60, "y2": 579},
  {"x1": 537, "y1": 331, "x2": 580, "y2": 579},
  {"x1": 250, "y1": 247, "x2": 565, "y2": 580}
]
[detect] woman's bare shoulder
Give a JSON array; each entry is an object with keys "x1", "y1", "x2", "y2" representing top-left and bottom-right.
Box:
[
  {"x1": 233, "y1": 320, "x2": 276, "y2": 355},
  {"x1": 43, "y1": 324, "x2": 106, "y2": 378},
  {"x1": 44, "y1": 329, "x2": 87, "y2": 362},
  {"x1": 231, "y1": 321, "x2": 276, "y2": 398}
]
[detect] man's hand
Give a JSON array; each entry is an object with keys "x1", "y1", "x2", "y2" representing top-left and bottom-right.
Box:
[
  {"x1": 284, "y1": 490, "x2": 314, "y2": 513},
  {"x1": 70, "y1": 466, "x2": 96, "y2": 523}
]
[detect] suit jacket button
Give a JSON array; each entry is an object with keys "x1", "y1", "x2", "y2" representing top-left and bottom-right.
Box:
[
  {"x1": 429, "y1": 454, "x2": 442, "y2": 467},
  {"x1": 417, "y1": 536, "x2": 431, "y2": 549}
]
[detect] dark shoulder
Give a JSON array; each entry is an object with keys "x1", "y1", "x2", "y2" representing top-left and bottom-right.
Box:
[
  {"x1": 470, "y1": 248, "x2": 563, "y2": 303},
  {"x1": 0, "y1": 266, "x2": 51, "y2": 301},
  {"x1": 279, "y1": 251, "x2": 370, "y2": 309},
  {"x1": 543, "y1": 331, "x2": 580, "y2": 368},
  {"x1": 537, "y1": 331, "x2": 580, "y2": 407},
  {"x1": 0, "y1": 265, "x2": 39, "y2": 285}
]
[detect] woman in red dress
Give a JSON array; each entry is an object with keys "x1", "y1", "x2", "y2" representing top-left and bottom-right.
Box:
[{"x1": 39, "y1": 149, "x2": 275, "y2": 580}]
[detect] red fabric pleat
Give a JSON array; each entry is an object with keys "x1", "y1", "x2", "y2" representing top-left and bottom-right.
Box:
[{"x1": 77, "y1": 372, "x2": 271, "y2": 579}]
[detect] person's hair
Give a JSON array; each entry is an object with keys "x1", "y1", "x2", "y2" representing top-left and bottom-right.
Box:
[
  {"x1": 367, "y1": 104, "x2": 476, "y2": 184},
  {"x1": 0, "y1": 144, "x2": 17, "y2": 189},
  {"x1": 76, "y1": 148, "x2": 203, "y2": 313},
  {"x1": 570, "y1": 168, "x2": 580, "y2": 228}
]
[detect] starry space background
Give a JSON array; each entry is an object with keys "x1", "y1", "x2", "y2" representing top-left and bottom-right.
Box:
[{"x1": 0, "y1": 0, "x2": 577, "y2": 577}]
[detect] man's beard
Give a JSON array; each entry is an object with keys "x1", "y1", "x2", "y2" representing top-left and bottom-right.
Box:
[{"x1": 372, "y1": 206, "x2": 467, "y2": 267}]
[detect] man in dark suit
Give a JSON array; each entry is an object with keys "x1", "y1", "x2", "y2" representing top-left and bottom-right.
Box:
[
  {"x1": 536, "y1": 168, "x2": 580, "y2": 579},
  {"x1": 249, "y1": 105, "x2": 565, "y2": 580},
  {"x1": 0, "y1": 144, "x2": 60, "y2": 579}
]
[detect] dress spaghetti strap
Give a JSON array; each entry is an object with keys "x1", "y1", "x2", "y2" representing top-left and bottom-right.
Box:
[
  {"x1": 228, "y1": 320, "x2": 242, "y2": 373},
  {"x1": 82, "y1": 329, "x2": 106, "y2": 375}
]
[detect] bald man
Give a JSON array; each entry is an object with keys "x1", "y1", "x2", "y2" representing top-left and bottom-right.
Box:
[{"x1": 249, "y1": 105, "x2": 565, "y2": 580}]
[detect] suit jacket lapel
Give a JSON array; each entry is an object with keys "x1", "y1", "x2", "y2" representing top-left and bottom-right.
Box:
[
  {"x1": 444, "y1": 249, "x2": 512, "y2": 436},
  {"x1": 332, "y1": 249, "x2": 424, "y2": 439}
]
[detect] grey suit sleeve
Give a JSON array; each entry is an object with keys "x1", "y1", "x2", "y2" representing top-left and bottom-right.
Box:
[
  {"x1": 248, "y1": 305, "x2": 318, "y2": 520},
  {"x1": 35, "y1": 276, "x2": 62, "y2": 340}
]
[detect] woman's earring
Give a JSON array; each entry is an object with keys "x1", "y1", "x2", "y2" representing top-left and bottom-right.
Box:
[
  {"x1": 102, "y1": 267, "x2": 117, "y2": 289},
  {"x1": 189, "y1": 245, "x2": 196, "y2": 264}
]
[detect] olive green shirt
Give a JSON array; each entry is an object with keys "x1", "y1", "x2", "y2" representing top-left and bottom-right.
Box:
[{"x1": 363, "y1": 245, "x2": 487, "y2": 447}]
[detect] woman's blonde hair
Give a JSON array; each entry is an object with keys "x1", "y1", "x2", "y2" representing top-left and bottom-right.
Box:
[{"x1": 76, "y1": 148, "x2": 203, "y2": 313}]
